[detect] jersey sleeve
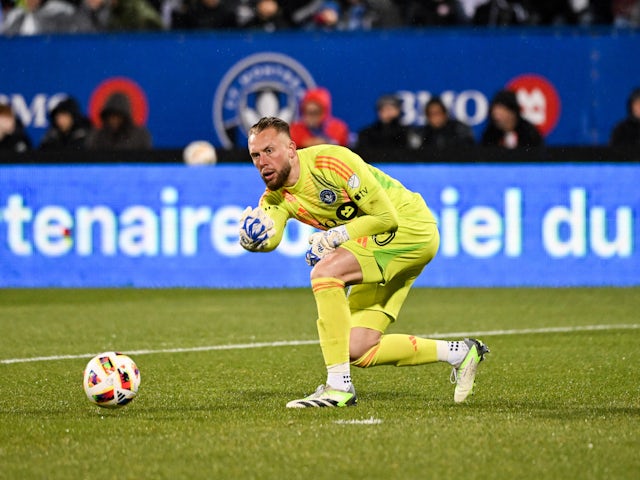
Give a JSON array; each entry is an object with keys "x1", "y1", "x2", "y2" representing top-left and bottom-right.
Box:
[{"x1": 324, "y1": 147, "x2": 400, "y2": 239}]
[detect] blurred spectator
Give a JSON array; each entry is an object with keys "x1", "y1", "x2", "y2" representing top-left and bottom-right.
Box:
[
  {"x1": 417, "y1": 96, "x2": 475, "y2": 149},
  {"x1": 0, "y1": 103, "x2": 32, "y2": 153},
  {"x1": 472, "y1": 0, "x2": 531, "y2": 25},
  {"x1": 70, "y1": 0, "x2": 163, "y2": 32},
  {"x1": 109, "y1": 0, "x2": 163, "y2": 31},
  {"x1": 39, "y1": 96, "x2": 93, "y2": 151},
  {"x1": 337, "y1": 0, "x2": 402, "y2": 30},
  {"x1": 591, "y1": 0, "x2": 615, "y2": 24},
  {"x1": 244, "y1": 0, "x2": 292, "y2": 31},
  {"x1": 610, "y1": 87, "x2": 640, "y2": 147},
  {"x1": 182, "y1": 0, "x2": 238, "y2": 29},
  {"x1": 159, "y1": 0, "x2": 184, "y2": 29},
  {"x1": 356, "y1": 94, "x2": 411, "y2": 149},
  {"x1": 400, "y1": 0, "x2": 466, "y2": 26},
  {"x1": 613, "y1": 0, "x2": 640, "y2": 26},
  {"x1": 86, "y1": 93, "x2": 153, "y2": 150},
  {"x1": 1, "y1": 0, "x2": 76, "y2": 35},
  {"x1": 481, "y1": 89, "x2": 543, "y2": 149},
  {"x1": 290, "y1": 87, "x2": 350, "y2": 147},
  {"x1": 1, "y1": 0, "x2": 13, "y2": 24},
  {"x1": 282, "y1": 0, "x2": 341, "y2": 29},
  {"x1": 69, "y1": 0, "x2": 111, "y2": 32},
  {"x1": 527, "y1": 0, "x2": 581, "y2": 25}
]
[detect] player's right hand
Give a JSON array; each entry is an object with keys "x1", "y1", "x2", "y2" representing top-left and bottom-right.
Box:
[{"x1": 239, "y1": 206, "x2": 275, "y2": 251}]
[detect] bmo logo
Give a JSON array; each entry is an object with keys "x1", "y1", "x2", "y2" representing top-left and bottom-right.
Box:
[
  {"x1": 0, "y1": 92, "x2": 68, "y2": 128},
  {"x1": 507, "y1": 74, "x2": 561, "y2": 136},
  {"x1": 397, "y1": 89, "x2": 489, "y2": 127}
]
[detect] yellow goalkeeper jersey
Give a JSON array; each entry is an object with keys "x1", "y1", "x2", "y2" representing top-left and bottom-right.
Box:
[{"x1": 258, "y1": 144, "x2": 435, "y2": 251}]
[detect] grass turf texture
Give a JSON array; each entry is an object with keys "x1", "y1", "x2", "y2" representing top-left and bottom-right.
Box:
[{"x1": 0, "y1": 288, "x2": 638, "y2": 480}]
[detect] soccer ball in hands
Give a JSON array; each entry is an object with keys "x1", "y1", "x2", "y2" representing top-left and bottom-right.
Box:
[{"x1": 83, "y1": 352, "x2": 141, "y2": 408}]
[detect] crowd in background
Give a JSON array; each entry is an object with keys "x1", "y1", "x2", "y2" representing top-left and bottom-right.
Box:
[
  {"x1": 0, "y1": 0, "x2": 639, "y2": 35},
  {"x1": 2, "y1": 85, "x2": 640, "y2": 155},
  {"x1": 1, "y1": 0, "x2": 639, "y2": 156},
  {"x1": 0, "y1": 92, "x2": 153, "y2": 152}
]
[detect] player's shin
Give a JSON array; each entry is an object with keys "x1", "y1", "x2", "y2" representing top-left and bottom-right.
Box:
[
  {"x1": 351, "y1": 334, "x2": 440, "y2": 367},
  {"x1": 311, "y1": 277, "x2": 352, "y2": 391}
]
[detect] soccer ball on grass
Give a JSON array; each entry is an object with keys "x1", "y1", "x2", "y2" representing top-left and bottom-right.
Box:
[{"x1": 83, "y1": 352, "x2": 140, "y2": 408}]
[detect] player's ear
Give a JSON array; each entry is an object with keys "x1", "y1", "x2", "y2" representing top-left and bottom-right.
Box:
[{"x1": 288, "y1": 140, "x2": 297, "y2": 156}]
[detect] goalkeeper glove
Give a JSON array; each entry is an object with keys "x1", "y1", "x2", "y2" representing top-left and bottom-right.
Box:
[
  {"x1": 305, "y1": 225, "x2": 349, "y2": 266},
  {"x1": 239, "y1": 206, "x2": 275, "y2": 251}
]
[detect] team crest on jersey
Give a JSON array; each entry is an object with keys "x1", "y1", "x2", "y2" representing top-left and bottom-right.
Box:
[
  {"x1": 319, "y1": 189, "x2": 337, "y2": 205},
  {"x1": 212, "y1": 52, "x2": 317, "y2": 149}
]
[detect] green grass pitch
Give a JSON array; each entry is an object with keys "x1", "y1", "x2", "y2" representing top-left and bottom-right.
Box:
[{"x1": 0, "y1": 287, "x2": 638, "y2": 479}]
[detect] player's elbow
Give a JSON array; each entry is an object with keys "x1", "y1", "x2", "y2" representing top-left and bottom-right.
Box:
[{"x1": 386, "y1": 209, "x2": 399, "y2": 233}]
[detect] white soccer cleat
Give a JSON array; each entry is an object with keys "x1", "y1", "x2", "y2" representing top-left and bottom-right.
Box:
[
  {"x1": 451, "y1": 338, "x2": 490, "y2": 403},
  {"x1": 286, "y1": 384, "x2": 357, "y2": 408}
]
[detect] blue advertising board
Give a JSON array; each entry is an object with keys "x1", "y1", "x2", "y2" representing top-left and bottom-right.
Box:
[
  {"x1": 1, "y1": 28, "x2": 639, "y2": 149},
  {"x1": 0, "y1": 163, "x2": 638, "y2": 287}
]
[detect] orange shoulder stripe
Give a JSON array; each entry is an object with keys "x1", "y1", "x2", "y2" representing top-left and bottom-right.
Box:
[{"x1": 315, "y1": 155, "x2": 353, "y2": 181}]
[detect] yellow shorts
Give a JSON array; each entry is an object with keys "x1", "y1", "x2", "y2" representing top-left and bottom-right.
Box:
[{"x1": 340, "y1": 219, "x2": 439, "y2": 333}]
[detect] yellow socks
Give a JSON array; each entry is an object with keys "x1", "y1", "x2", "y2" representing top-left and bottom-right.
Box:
[
  {"x1": 352, "y1": 334, "x2": 440, "y2": 368},
  {"x1": 311, "y1": 277, "x2": 351, "y2": 387},
  {"x1": 311, "y1": 276, "x2": 457, "y2": 386}
]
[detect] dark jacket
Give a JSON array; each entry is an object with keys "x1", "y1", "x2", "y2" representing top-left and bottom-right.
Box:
[
  {"x1": 419, "y1": 119, "x2": 475, "y2": 149},
  {"x1": 357, "y1": 118, "x2": 412, "y2": 149},
  {"x1": 481, "y1": 117, "x2": 543, "y2": 149},
  {"x1": 610, "y1": 88, "x2": 640, "y2": 147},
  {"x1": 39, "y1": 97, "x2": 93, "y2": 151},
  {"x1": 86, "y1": 93, "x2": 152, "y2": 150},
  {"x1": 610, "y1": 117, "x2": 640, "y2": 147},
  {"x1": 184, "y1": 0, "x2": 238, "y2": 29},
  {"x1": 482, "y1": 89, "x2": 544, "y2": 149},
  {"x1": 0, "y1": 116, "x2": 32, "y2": 153}
]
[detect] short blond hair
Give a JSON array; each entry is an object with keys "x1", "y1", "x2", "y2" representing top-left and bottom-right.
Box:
[{"x1": 248, "y1": 117, "x2": 291, "y2": 138}]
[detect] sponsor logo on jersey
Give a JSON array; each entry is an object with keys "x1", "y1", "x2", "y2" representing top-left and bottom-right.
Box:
[
  {"x1": 354, "y1": 187, "x2": 368, "y2": 201},
  {"x1": 213, "y1": 52, "x2": 316, "y2": 149},
  {"x1": 336, "y1": 202, "x2": 358, "y2": 221}
]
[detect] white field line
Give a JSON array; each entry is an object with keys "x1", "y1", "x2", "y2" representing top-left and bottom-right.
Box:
[
  {"x1": 1, "y1": 323, "x2": 638, "y2": 365},
  {"x1": 335, "y1": 417, "x2": 382, "y2": 425}
]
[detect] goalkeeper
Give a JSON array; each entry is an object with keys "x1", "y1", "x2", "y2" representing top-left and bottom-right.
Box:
[{"x1": 240, "y1": 116, "x2": 489, "y2": 408}]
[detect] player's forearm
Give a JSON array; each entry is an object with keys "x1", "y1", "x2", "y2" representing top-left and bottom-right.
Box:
[
  {"x1": 344, "y1": 205, "x2": 399, "y2": 240},
  {"x1": 255, "y1": 230, "x2": 282, "y2": 252}
]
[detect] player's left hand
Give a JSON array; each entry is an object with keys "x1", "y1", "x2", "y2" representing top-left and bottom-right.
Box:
[
  {"x1": 305, "y1": 241, "x2": 332, "y2": 266},
  {"x1": 239, "y1": 206, "x2": 275, "y2": 251},
  {"x1": 305, "y1": 226, "x2": 349, "y2": 266}
]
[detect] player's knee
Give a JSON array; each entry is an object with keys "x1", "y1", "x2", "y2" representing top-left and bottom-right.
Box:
[
  {"x1": 350, "y1": 344, "x2": 377, "y2": 367},
  {"x1": 349, "y1": 331, "x2": 381, "y2": 367},
  {"x1": 309, "y1": 257, "x2": 340, "y2": 280}
]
